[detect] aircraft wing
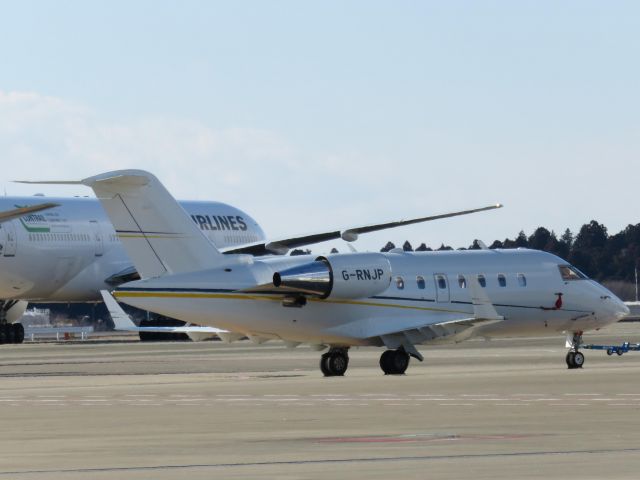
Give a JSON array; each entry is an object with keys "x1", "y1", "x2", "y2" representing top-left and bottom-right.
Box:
[
  {"x1": 325, "y1": 277, "x2": 504, "y2": 361},
  {"x1": 221, "y1": 204, "x2": 502, "y2": 255},
  {"x1": 0, "y1": 203, "x2": 59, "y2": 224},
  {"x1": 100, "y1": 290, "x2": 231, "y2": 342}
]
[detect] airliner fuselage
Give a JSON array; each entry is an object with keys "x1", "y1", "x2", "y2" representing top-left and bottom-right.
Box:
[{"x1": 0, "y1": 197, "x2": 265, "y2": 301}]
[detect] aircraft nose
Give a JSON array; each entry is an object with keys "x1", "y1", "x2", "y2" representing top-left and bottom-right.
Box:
[
  {"x1": 615, "y1": 298, "x2": 630, "y2": 319},
  {"x1": 604, "y1": 295, "x2": 629, "y2": 321}
]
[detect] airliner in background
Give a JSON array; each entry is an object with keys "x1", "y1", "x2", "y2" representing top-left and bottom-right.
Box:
[
  {"x1": 0, "y1": 196, "x2": 265, "y2": 343},
  {"x1": 46, "y1": 170, "x2": 629, "y2": 376},
  {"x1": 1, "y1": 187, "x2": 499, "y2": 344}
]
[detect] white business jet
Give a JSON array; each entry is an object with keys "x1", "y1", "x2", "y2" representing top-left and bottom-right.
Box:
[{"x1": 34, "y1": 170, "x2": 629, "y2": 375}]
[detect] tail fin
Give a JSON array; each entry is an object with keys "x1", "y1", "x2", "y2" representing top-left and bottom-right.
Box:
[{"x1": 83, "y1": 170, "x2": 226, "y2": 278}]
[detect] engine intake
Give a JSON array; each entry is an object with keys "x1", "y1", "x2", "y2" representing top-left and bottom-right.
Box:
[{"x1": 273, "y1": 253, "x2": 392, "y2": 299}]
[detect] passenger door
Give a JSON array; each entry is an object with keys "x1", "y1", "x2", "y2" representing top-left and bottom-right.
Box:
[
  {"x1": 434, "y1": 273, "x2": 450, "y2": 303},
  {"x1": 90, "y1": 221, "x2": 103, "y2": 257},
  {"x1": 1, "y1": 221, "x2": 17, "y2": 257}
]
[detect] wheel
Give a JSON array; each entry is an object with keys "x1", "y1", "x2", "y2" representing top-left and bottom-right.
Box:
[
  {"x1": 565, "y1": 351, "x2": 576, "y2": 369},
  {"x1": 617, "y1": 348, "x2": 624, "y2": 356},
  {"x1": 4, "y1": 325, "x2": 15, "y2": 344},
  {"x1": 320, "y1": 353, "x2": 332, "y2": 376},
  {"x1": 12, "y1": 323, "x2": 24, "y2": 344},
  {"x1": 320, "y1": 350, "x2": 348, "y2": 376},
  {"x1": 0, "y1": 325, "x2": 6, "y2": 345},
  {"x1": 326, "y1": 352, "x2": 348, "y2": 376},
  {"x1": 607, "y1": 348, "x2": 614, "y2": 356},
  {"x1": 572, "y1": 351, "x2": 585, "y2": 368},
  {"x1": 380, "y1": 349, "x2": 410, "y2": 375},
  {"x1": 380, "y1": 350, "x2": 395, "y2": 374}
]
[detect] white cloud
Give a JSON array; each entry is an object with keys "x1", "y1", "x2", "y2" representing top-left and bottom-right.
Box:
[
  {"x1": 0, "y1": 91, "x2": 396, "y2": 248},
  {"x1": 0, "y1": 90, "x2": 297, "y2": 198},
  {"x1": 2, "y1": 90, "x2": 637, "y2": 255}
]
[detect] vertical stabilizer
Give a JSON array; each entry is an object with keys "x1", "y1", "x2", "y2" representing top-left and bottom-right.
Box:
[{"x1": 83, "y1": 170, "x2": 226, "y2": 278}]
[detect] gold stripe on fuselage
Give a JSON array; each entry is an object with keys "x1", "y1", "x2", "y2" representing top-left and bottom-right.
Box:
[{"x1": 113, "y1": 290, "x2": 471, "y2": 315}]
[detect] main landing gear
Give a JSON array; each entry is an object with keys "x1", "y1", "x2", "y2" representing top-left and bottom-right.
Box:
[
  {"x1": 319, "y1": 346, "x2": 415, "y2": 376},
  {"x1": 0, "y1": 301, "x2": 25, "y2": 345},
  {"x1": 320, "y1": 348, "x2": 349, "y2": 376},
  {"x1": 566, "y1": 331, "x2": 585, "y2": 369},
  {"x1": 379, "y1": 348, "x2": 410, "y2": 375},
  {"x1": 0, "y1": 323, "x2": 24, "y2": 344}
]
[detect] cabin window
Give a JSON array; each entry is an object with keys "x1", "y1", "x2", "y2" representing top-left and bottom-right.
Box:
[
  {"x1": 436, "y1": 275, "x2": 447, "y2": 290},
  {"x1": 477, "y1": 274, "x2": 486, "y2": 288},
  {"x1": 559, "y1": 265, "x2": 587, "y2": 281},
  {"x1": 498, "y1": 274, "x2": 507, "y2": 287},
  {"x1": 458, "y1": 275, "x2": 467, "y2": 288},
  {"x1": 517, "y1": 273, "x2": 527, "y2": 287},
  {"x1": 396, "y1": 276, "x2": 405, "y2": 290},
  {"x1": 416, "y1": 276, "x2": 426, "y2": 289}
]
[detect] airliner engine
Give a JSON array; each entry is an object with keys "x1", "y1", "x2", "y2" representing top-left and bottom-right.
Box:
[{"x1": 273, "y1": 253, "x2": 392, "y2": 299}]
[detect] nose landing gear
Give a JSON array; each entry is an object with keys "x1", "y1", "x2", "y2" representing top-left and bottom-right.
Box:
[
  {"x1": 566, "y1": 350, "x2": 585, "y2": 369},
  {"x1": 566, "y1": 332, "x2": 584, "y2": 369}
]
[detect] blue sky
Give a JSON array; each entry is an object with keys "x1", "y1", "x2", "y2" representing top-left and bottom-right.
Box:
[{"x1": 1, "y1": 1, "x2": 638, "y2": 252}]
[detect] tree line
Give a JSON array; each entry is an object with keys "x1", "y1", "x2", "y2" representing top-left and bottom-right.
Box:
[
  {"x1": 381, "y1": 221, "x2": 640, "y2": 300},
  {"x1": 291, "y1": 220, "x2": 640, "y2": 300}
]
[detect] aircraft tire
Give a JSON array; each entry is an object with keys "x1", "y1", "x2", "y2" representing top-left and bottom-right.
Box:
[
  {"x1": 380, "y1": 349, "x2": 410, "y2": 375},
  {"x1": 320, "y1": 353, "x2": 332, "y2": 376},
  {"x1": 565, "y1": 351, "x2": 576, "y2": 369},
  {"x1": 13, "y1": 323, "x2": 24, "y2": 344},
  {"x1": 5, "y1": 325, "x2": 15, "y2": 344},
  {"x1": 320, "y1": 350, "x2": 348, "y2": 376}
]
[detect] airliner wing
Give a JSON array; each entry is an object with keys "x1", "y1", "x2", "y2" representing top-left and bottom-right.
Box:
[
  {"x1": 100, "y1": 290, "x2": 230, "y2": 342},
  {"x1": 0, "y1": 203, "x2": 59, "y2": 224},
  {"x1": 222, "y1": 204, "x2": 502, "y2": 255}
]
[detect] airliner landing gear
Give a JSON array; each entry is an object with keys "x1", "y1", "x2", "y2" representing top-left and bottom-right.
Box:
[
  {"x1": 566, "y1": 332, "x2": 584, "y2": 369},
  {"x1": 0, "y1": 323, "x2": 24, "y2": 345},
  {"x1": 320, "y1": 348, "x2": 349, "y2": 377},
  {"x1": 380, "y1": 348, "x2": 410, "y2": 375},
  {"x1": 0, "y1": 300, "x2": 25, "y2": 345}
]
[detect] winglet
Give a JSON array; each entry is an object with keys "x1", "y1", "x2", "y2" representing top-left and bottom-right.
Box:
[
  {"x1": 100, "y1": 290, "x2": 138, "y2": 330},
  {"x1": 467, "y1": 276, "x2": 503, "y2": 321}
]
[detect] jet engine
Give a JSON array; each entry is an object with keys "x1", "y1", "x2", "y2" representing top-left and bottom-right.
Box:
[{"x1": 273, "y1": 253, "x2": 392, "y2": 299}]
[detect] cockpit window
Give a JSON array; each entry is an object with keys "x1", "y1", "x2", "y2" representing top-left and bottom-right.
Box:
[{"x1": 559, "y1": 265, "x2": 588, "y2": 281}]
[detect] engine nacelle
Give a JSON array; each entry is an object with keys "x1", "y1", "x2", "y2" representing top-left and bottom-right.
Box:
[{"x1": 273, "y1": 253, "x2": 392, "y2": 299}]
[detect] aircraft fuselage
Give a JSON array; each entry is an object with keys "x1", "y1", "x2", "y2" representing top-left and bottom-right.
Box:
[{"x1": 113, "y1": 248, "x2": 629, "y2": 346}]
